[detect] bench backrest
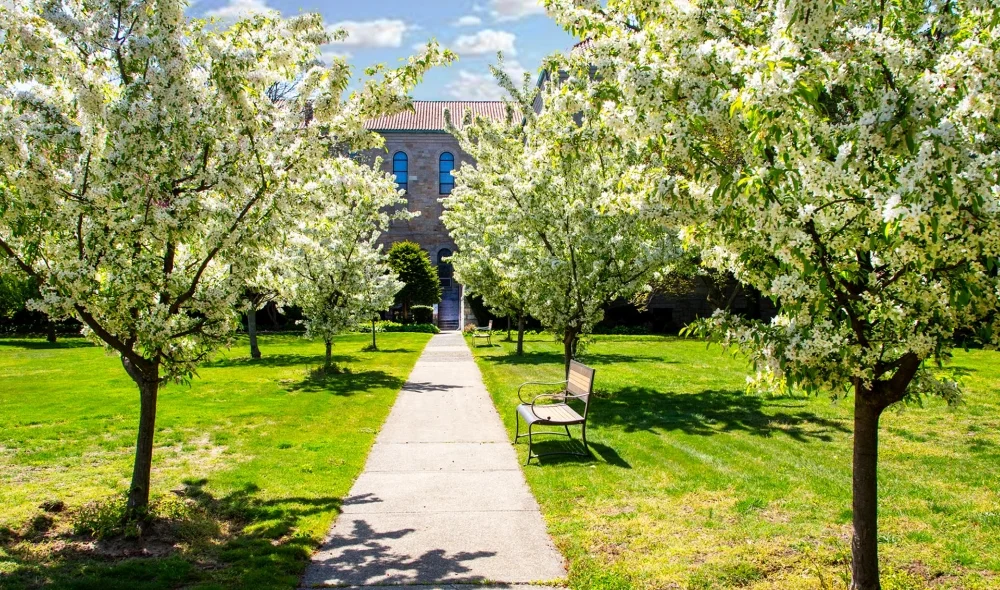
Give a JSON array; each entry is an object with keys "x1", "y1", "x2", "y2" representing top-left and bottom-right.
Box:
[
  {"x1": 567, "y1": 360, "x2": 595, "y2": 418},
  {"x1": 487, "y1": 319, "x2": 492, "y2": 330}
]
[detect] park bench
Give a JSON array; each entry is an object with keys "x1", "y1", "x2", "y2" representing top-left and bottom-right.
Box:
[
  {"x1": 472, "y1": 319, "x2": 493, "y2": 346},
  {"x1": 514, "y1": 360, "x2": 595, "y2": 464}
]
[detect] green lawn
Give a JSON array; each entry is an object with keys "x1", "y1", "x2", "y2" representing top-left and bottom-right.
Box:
[
  {"x1": 470, "y1": 333, "x2": 1000, "y2": 590},
  {"x1": 0, "y1": 332, "x2": 431, "y2": 590}
]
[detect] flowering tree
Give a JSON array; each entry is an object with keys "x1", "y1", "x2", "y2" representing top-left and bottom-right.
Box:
[
  {"x1": 544, "y1": 1, "x2": 1000, "y2": 587},
  {"x1": 0, "y1": 0, "x2": 448, "y2": 518},
  {"x1": 241, "y1": 254, "x2": 288, "y2": 359},
  {"x1": 450, "y1": 247, "x2": 529, "y2": 354},
  {"x1": 443, "y1": 70, "x2": 682, "y2": 374},
  {"x1": 282, "y1": 160, "x2": 404, "y2": 368}
]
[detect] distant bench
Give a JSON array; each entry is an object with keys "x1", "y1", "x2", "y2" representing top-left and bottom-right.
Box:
[{"x1": 471, "y1": 319, "x2": 493, "y2": 346}]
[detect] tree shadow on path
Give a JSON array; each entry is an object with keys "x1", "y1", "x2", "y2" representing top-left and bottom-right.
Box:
[{"x1": 305, "y1": 519, "x2": 498, "y2": 586}]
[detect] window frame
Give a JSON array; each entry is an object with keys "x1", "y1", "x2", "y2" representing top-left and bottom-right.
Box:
[
  {"x1": 393, "y1": 151, "x2": 408, "y2": 192},
  {"x1": 439, "y1": 152, "x2": 455, "y2": 195}
]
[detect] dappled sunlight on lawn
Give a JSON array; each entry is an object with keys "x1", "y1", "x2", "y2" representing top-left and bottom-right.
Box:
[
  {"x1": 0, "y1": 332, "x2": 430, "y2": 589},
  {"x1": 472, "y1": 332, "x2": 1000, "y2": 590}
]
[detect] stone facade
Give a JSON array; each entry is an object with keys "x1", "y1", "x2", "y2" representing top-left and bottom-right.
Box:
[
  {"x1": 369, "y1": 132, "x2": 465, "y2": 255},
  {"x1": 363, "y1": 131, "x2": 468, "y2": 330}
]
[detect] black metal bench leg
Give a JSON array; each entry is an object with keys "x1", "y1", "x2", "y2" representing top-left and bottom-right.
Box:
[
  {"x1": 526, "y1": 423, "x2": 534, "y2": 465},
  {"x1": 514, "y1": 409, "x2": 520, "y2": 444},
  {"x1": 564, "y1": 424, "x2": 572, "y2": 439}
]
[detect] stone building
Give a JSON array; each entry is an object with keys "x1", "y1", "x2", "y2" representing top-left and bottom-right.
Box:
[
  {"x1": 361, "y1": 101, "x2": 772, "y2": 333},
  {"x1": 363, "y1": 101, "x2": 510, "y2": 331}
]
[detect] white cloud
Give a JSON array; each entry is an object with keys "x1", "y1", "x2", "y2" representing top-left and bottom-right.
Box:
[
  {"x1": 490, "y1": 0, "x2": 545, "y2": 21},
  {"x1": 203, "y1": 0, "x2": 275, "y2": 22},
  {"x1": 446, "y1": 71, "x2": 506, "y2": 100},
  {"x1": 320, "y1": 48, "x2": 352, "y2": 65},
  {"x1": 453, "y1": 15, "x2": 482, "y2": 27},
  {"x1": 328, "y1": 19, "x2": 412, "y2": 48},
  {"x1": 444, "y1": 60, "x2": 529, "y2": 100},
  {"x1": 499, "y1": 59, "x2": 528, "y2": 82},
  {"x1": 452, "y1": 29, "x2": 517, "y2": 56}
]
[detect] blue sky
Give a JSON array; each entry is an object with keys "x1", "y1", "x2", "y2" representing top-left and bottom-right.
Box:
[{"x1": 188, "y1": 0, "x2": 578, "y2": 100}]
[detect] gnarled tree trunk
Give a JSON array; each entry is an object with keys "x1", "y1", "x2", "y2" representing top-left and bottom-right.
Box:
[
  {"x1": 45, "y1": 317, "x2": 57, "y2": 343},
  {"x1": 562, "y1": 326, "x2": 579, "y2": 377},
  {"x1": 122, "y1": 357, "x2": 160, "y2": 520},
  {"x1": 247, "y1": 309, "x2": 261, "y2": 359},
  {"x1": 851, "y1": 387, "x2": 885, "y2": 590},
  {"x1": 516, "y1": 312, "x2": 525, "y2": 356}
]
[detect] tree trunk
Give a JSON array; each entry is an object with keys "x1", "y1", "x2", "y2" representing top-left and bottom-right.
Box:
[
  {"x1": 562, "y1": 327, "x2": 579, "y2": 377},
  {"x1": 45, "y1": 318, "x2": 57, "y2": 343},
  {"x1": 123, "y1": 358, "x2": 159, "y2": 520},
  {"x1": 516, "y1": 312, "x2": 525, "y2": 356},
  {"x1": 325, "y1": 339, "x2": 332, "y2": 369},
  {"x1": 266, "y1": 301, "x2": 279, "y2": 329},
  {"x1": 371, "y1": 317, "x2": 377, "y2": 350},
  {"x1": 507, "y1": 315, "x2": 512, "y2": 341},
  {"x1": 851, "y1": 388, "x2": 884, "y2": 590},
  {"x1": 247, "y1": 309, "x2": 261, "y2": 359}
]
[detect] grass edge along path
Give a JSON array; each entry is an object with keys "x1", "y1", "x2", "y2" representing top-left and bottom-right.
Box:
[
  {"x1": 469, "y1": 332, "x2": 1000, "y2": 590},
  {"x1": 0, "y1": 332, "x2": 432, "y2": 590}
]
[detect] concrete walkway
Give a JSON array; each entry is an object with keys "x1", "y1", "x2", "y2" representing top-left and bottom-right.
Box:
[{"x1": 301, "y1": 331, "x2": 566, "y2": 588}]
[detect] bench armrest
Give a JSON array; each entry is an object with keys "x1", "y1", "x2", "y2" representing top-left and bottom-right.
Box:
[{"x1": 517, "y1": 380, "x2": 567, "y2": 404}]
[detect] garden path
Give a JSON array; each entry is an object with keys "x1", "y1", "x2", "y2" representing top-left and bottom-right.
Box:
[{"x1": 300, "y1": 331, "x2": 566, "y2": 588}]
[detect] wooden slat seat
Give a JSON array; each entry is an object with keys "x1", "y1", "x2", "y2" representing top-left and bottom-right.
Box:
[
  {"x1": 516, "y1": 402, "x2": 584, "y2": 426},
  {"x1": 472, "y1": 319, "x2": 493, "y2": 346},
  {"x1": 514, "y1": 360, "x2": 596, "y2": 464}
]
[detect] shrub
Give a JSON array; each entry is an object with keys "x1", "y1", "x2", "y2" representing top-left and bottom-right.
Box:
[
  {"x1": 385, "y1": 322, "x2": 439, "y2": 334},
  {"x1": 463, "y1": 322, "x2": 478, "y2": 334},
  {"x1": 356, "y1": 321, "x2": 439, "y2": 334},
  {"x1": 387, "y1": 241, "x2": 441, "y2": 320},
  {"x1": 592, "y1": 324, "x2": 654, "y2": 335},
  {"x1": 411, "y1": 305, "x2": 433, "y2": 324},
  {"x1": 73, "y1": 494, "x2": 219, "y2": 542},
  {"x1": 73, "y1": 496, "x2": 143, "y2": 538}
]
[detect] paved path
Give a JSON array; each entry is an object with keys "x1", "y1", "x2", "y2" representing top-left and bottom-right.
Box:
[{"x1": 301, "y1": 331, "x2": 566, "y2": 588}]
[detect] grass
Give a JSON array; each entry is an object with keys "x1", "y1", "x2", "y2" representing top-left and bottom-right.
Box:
[
  {"x1": 0, "y1": 332, "x2": 431, "y2": 589},
  {"x1": 470, "y1": 333, "x2": 1000, "y2": 590}
]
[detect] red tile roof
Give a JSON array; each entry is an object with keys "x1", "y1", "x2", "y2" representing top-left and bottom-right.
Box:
[{"x1": 364, "y1": 101, "x2": 512, "y2": 132}]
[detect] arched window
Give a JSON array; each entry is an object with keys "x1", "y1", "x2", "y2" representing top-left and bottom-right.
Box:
[
  {"x1": 439, "y1": 152, "x2": 455, "y2": 194},
  {"x1": 393, "y1": 152, "x2": 408, "y2": 192},
  {"x1": 437, "y1": 248, "x2": 454, "y2": 287}
]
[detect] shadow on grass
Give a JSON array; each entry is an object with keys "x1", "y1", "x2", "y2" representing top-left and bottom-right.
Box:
[
  {"x1": 204, "y1": 353, "x2": 359, "y2": 369},
  {"x1": 0, "y1": 338, "x2": 95, "y2": 350},
  {"x1": 522, "y1": 438, "x2": 632, "y2": 468},
  {"x1": 0, "y1": 479, "x2": 345, "y2": 590},
  {"x1": 286, "y1": 369, "x2": 404, "y2": 395},
  {"x1": 593, "y1": 387, "x2": 850, "y2": 442},
  {"x1": 488, "y1": 350, "x2": 675, "y2": 366},
  {"x1": 306, "y1": 517, "x2": 497, "y2": 586}
]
